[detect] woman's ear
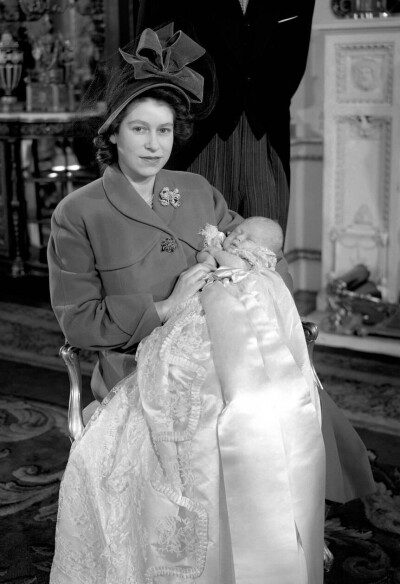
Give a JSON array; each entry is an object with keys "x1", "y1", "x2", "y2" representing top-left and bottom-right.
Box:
[{"x1": 109, "y1": 134, "x2": 116, "y2": 144}]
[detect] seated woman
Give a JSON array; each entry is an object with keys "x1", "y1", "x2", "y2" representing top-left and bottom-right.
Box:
[{"x1": 50, "y1": 213, "x2": 326, "y2": 584}]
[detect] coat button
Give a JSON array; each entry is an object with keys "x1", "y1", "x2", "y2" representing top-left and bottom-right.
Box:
[{"x1": 161, "y1": 237, "x2": 177, "y2": 253}]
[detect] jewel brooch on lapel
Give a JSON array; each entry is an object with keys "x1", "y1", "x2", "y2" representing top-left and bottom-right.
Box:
[
  {"x1": 158, "y1": 187, "x2": 181, "y2": 208},
  {"x1": 160, "y1": 237, "x2": 177, "y2": 253}
]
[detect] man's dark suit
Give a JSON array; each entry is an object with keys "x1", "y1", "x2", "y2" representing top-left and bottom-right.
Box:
[{"x1": 136, "y1": 0, "x2": 315, "y2": 185}]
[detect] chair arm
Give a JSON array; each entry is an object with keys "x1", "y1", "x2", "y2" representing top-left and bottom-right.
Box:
[
  {"x1": 59, "y1": 343, "x2": 85, "y2": 443},
  {"x1": 61, "y1": 322, "x2": 321, "y2": 443},
  {"x1": 302, "y1": 321, "x2": 324, "y2": 392}
]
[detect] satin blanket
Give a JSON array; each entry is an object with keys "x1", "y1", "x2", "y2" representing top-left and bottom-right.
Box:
[{"x1": 50, "y1": 268, "x2": 325, "y2": 584}]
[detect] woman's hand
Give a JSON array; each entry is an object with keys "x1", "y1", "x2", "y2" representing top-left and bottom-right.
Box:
[{"x1": 155, "y1": 263, "x2": 215, "y2": 322}]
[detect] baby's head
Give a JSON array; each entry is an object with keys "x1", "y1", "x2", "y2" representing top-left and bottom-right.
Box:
[{"x1": 223, "y1": 217, "x2": 283, "y2": 255}]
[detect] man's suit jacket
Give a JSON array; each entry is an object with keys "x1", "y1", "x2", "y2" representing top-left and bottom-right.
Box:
[
  {"x1": 48, "y1": 165, "x2": 241, "y2": 394},
  {"x1": 136, "y1": 0, "x2": 316, "y2": 181}
]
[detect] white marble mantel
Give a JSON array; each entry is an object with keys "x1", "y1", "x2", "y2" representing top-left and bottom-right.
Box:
[{"x1": 317, "y1": 17, "x2": 400, "y2": 306}]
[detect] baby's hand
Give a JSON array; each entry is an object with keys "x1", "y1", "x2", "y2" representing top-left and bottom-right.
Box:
[
  {"x1": 196, "y1": 249, "x2": 218, "y2": 268},
  {"x1": 212, "y1": 249, "x2": 249, "y2": 270}
]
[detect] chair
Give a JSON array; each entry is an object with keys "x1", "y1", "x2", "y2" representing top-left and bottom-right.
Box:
[{"x1": 59, "y1": 320, "x2": 334, "y2": 573}]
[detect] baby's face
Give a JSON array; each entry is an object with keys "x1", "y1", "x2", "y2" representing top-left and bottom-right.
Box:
[{"x1": 223, "y1": 222, "x2": 262, "y2": 252}]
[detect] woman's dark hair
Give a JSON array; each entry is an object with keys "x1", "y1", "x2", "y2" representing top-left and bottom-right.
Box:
[{"x1": 93, "y1": 87, "x2": 193, "y2": 167}]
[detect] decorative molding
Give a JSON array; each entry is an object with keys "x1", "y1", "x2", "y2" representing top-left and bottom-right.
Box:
[
  {"x1": 285, "y1": 248, "x2": 322, "y2": 263},
  {"x1": 19, "y1": 122, "x2": 76, "y2": 137},
  {"x1": 314, "y1": 19, "x2": 400, "y2": 31},
  {"x1": 351, "y1": 57, "x2": 380, "y2": 92},
  {"x1": 334, "y1": 118, "x2": 347, "y2": 226},
  {"x1": 290, "y1": 138, "x2": 323, "y2": 146},
  {"x1": 347, "y1": 114, "x2": 382, "y2": 138},
  {"x1": 335, "y1": 41, "x2": 394, "y2": 104},
  {"x1": 290, "y1": 154, "x2": 323, "y2": 162},
  {"x1": 290, "y1": 138, "x2": 323, "y2": 162},
  {"x1": 334, "y1": 115, "x2": 392, "y2": 229},
  {"x1": 0, "y1": 119, "x2": 94, "y2": 139},
  {"x1": 382, "y1": 118, "x2": 392, "y2": 229}
]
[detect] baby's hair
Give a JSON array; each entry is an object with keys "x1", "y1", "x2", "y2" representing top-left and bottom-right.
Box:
[{"x1": 242, "y1": 216, "x2": 283, "y2": 254}]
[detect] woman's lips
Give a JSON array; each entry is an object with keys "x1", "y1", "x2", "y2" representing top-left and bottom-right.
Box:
[{"x1": 141, "y1": 157, "x2": 162, "y2": 162}]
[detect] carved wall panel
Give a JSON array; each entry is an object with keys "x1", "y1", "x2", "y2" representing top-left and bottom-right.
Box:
[
  {"x1": 334, "y1": 116, "x2": 391, "y2": 230},
  {"x1": 336, "y1": 42, "x2": 393, "y2": 104},
  {"x1": 330, "y1": 115, "x2": 391, "y2": 288},
  {"x1": 321, "y1": 23, "x2": 400, "y2": 304}
]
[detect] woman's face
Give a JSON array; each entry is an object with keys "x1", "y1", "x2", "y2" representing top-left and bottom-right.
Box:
[{"x1": 110, "y1": 98, "x2": 174, "y2": 182}]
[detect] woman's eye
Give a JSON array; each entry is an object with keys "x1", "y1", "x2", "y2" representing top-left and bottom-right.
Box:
[
  {"x1": 132, "y1": 126, "x2": 145, "y2": 133},
  {"x1": 159, "y1": 127, "x2": 172, "y2": 134}
]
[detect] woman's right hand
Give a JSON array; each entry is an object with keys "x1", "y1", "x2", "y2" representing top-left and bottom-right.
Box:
[{"x1": 155, "y1": 263, "x2": 215, "y2": 322}]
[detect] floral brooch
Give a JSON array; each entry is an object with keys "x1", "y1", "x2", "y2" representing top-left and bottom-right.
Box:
[
  {"x1": 158, "y1": 187, "x2": 181, "y2": 208},
  {"x1": 160, "y1": 237, "x2": 177, "y2": 253}
]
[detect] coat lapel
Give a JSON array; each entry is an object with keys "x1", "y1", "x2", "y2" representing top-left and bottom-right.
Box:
[{"x1": 103, "y1": 165, "x2": 175, "y2": 235}]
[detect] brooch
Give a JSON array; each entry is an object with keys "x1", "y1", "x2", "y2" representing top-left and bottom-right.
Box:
[
  {"x1": 158, "y1": 187, "x2": 181, "y2": 208},
  {"x1": 161, "y1": 237, "x2": 177, "y2": 253}
]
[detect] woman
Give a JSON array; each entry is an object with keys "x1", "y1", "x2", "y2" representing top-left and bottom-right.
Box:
[
  {"x1": 49, "y1": 25, "x2": 242, "y2": 400},
  {"x1": 48, "y1": 25, "x2": 324, "y2": 584},
  {"x1": 48, "y1": 24, "x2": 293, "y2": 401}
]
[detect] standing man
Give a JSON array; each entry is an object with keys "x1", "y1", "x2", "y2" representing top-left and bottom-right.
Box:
[{"x1": 136, "y1": 0, "x2": 315, "y2": 234}]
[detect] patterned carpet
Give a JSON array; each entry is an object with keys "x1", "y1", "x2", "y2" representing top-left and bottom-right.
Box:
[
  {"x1": 313, "y1": 346, "x2": 400, "y2": 437},
  {"x1": 0, "y1": 301, "x2": 95, "y2": 374},
  {"x1": 1, "y1": 301, "x2": 400, "y2": 583}
]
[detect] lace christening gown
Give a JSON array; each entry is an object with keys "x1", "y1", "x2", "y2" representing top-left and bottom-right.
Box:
[{"x1": 50, "y1": 263, "x2": 326, "y2": 584}]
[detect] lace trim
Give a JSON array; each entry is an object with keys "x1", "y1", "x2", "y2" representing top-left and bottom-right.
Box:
[
  {"x1": 199, "y1": 223, "x2": 225, "y2": 249},
  {"x1": 235, "y1": 246, "x2": 277, "y2": 271},
  {"x1": 138, "y1": 296, "x2": 209, "y2": 582},
  {"x1": 53, "y1": 295, "x2": 211, "y2": 584}
]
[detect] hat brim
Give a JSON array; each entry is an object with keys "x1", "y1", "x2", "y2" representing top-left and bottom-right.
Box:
[{"x1": 98, "y1": 80, "x2": 191, "y2": 135}]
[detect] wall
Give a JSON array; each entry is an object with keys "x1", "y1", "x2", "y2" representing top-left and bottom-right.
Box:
[
  {"x1": 287, "y1": 1, "x2": 400, "y2": 312},
  {"x1": 285, "y1": 1, "x2": 329, "y2": 301}
]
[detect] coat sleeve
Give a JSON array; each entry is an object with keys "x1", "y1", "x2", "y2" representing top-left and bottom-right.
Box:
[
  {"x1": 212, "y1": 185, "x2": 243, "y2": 234},
  {"x1": 47, "y1": 205, "x2": 162, "y2": 352}
]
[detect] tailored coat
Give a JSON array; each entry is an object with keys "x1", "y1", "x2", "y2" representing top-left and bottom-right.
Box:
[
  {"x1": 136, "y1": 0, "x2": 316, "y2": 182},
  {"x1": 48, "y1": 166, "x2": 375, "y2": 505},
  {"x1": 47, "y1": 165, "x2": 242, "y2": 397}
]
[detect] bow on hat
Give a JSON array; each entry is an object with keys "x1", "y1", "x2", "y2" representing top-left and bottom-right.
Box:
[{"x1": 119, "y1": 24, "x2": 205, "y2": 103}]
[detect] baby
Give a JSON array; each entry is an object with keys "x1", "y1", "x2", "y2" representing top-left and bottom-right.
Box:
[{"x1": 197, "y1": 216, "x2": 284, "y2": 271}]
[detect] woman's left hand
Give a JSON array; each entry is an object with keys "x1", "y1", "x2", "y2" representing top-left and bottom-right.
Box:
[{"x1": 155, "y1": 263, "x2": 215, "y2": 322}]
